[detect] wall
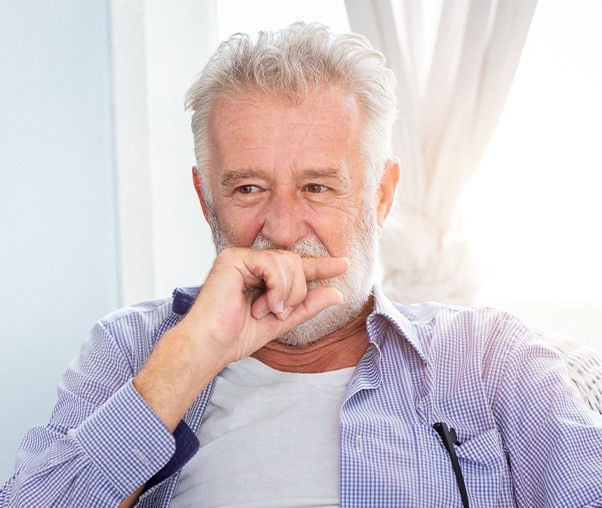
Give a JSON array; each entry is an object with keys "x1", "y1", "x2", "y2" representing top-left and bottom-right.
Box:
[
  {"x1": 0, "y1": 0, "x2": 219, "y2": 483},
  {"x1": 0, "y1": 1, "x2": 118, "y2": 481}
]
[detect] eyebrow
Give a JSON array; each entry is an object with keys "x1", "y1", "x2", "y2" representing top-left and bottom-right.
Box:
[
  {"x1": 219, "y1": 167, "x2": 346, "y2": 187},
  {"x1": 301, "y1": 167, "x2": 344, "y2": 180},
  {"x1": 220, "y1": 169, "x2": 265, "y2": 187}
]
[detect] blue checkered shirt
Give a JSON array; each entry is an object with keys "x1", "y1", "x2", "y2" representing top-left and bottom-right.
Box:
[{"x1": 2, "y1": 286, "x2": 602, "y2": 507}]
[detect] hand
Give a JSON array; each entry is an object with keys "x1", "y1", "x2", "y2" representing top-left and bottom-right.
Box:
[{"x1": 182, "y1": 247, "x2": 350, "y2": 363}]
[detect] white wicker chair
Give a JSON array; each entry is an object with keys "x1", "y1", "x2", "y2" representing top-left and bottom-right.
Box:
[{"x1": 531, "y1": 326, "x2": 602, "y2": 414}]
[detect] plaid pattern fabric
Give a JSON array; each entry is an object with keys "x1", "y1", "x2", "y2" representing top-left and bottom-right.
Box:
[{"x1": 2, "y1": 286, "x2": 602, "y2": 507}]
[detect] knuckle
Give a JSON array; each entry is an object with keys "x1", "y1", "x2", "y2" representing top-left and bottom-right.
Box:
[
  {"x1": 295, "y1": 285, "x2": 308, "y2": 301},
  {"x1": 265, "y1": 251, "x2": 283, "y2": 266}
]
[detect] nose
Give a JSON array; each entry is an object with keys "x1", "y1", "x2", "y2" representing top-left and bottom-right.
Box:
[{"x1": 261, "y1": 187, "x2": 308, "y2": 248}]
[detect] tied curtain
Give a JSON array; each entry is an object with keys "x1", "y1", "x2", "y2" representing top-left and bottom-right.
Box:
[{"x1": 344, "y1": 0, "x2": 538, "y2": 305}]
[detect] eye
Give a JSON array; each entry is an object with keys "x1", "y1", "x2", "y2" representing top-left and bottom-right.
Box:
[
  {"x1": 303, "y1": 184, "x2": 329, "y2": 194},
  {"x1": 236, "y1": 184, "x2": 262, "y2": 195}
]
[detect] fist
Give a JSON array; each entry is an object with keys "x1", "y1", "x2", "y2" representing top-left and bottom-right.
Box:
[{"x1": 182, "y1": 247, "x2": 350, "y2": 363}]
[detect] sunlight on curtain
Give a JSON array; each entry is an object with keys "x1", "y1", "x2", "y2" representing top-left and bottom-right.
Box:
[
  {"x1": 345, "y1": 0, "x2": 538, "y2": 305},
  {"x1": 460, "y1": 0, "x2": 602, "y2": 305},
  {"x1": 458, "y1": 0, "x2": 602, "y2": 350}
]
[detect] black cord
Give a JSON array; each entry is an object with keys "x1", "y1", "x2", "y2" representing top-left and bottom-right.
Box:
[{"x1": 433, "y1": 422, "x2": 469, "y2": 508}]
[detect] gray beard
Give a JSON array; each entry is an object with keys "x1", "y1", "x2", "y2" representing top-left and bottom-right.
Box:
[{"x1": 208, "y1": 211, "x2": 378, "y2": 348}]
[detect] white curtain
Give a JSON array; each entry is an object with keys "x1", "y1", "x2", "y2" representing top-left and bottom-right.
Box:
[{"x1": 344, "y1": 0, "x2": 538, "y2": 304}]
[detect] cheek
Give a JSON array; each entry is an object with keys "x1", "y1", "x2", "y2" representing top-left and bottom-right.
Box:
[
  {"x1": 217, "y1": 207, "x2": 265, "y2": 247},
  {"x1": 307, "y1": 208, "x2": 362, "y2": 256}
]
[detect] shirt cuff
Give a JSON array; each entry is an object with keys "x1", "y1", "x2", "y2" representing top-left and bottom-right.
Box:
[
  {"x1": 144, "y1": 419, "x2": 200, "y2": 492},
  {"x1": 74, "y1": 379, "x2": 176, "y2": 497}
]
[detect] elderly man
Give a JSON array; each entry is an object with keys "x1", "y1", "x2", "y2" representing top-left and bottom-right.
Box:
[{"x1": 2, "y1": 22, "x2": 602, "y2": 508}]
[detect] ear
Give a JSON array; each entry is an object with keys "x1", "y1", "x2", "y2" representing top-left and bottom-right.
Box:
[
  {"x1": 192, "y1": 166, "x2": 211, "y2": 223},
  {"x1": 376, "y1": 158, "x2": 399, "y2": 227}
]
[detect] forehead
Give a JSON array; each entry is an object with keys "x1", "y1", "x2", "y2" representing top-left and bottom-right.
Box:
[{"x1": 207, "y1": 88, "x2": 364, "y2": 170}]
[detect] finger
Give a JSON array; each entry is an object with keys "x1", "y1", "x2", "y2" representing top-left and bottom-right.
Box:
[
  {"x1": 231, "y1": 250, "x2": 344, "y2": 319},
  {"x1": 280, "y1": 257, "x2": 308, "y2": 319},
  {"x1": 251, "y1": 255, "x2": 307, "y2": 321},
  {"x1": 282, "y1": 287, "x2": 344, "y2": 326},
  {"x1": 251, "y1": 286, "x2": 343, "y2": 331},
  {"x1": 259, "y1": 252, "x2": 290, "y2": 316},
  {"x1": 251, "y1": 255, "x2": 344, "y2": 321},
  {"x1": 302, "y1": 257, "x2": 350, "y2": 282},
  {"x1": 234, "y1": 250, "x2": 289, "y2": 316},
  {"x1": 251, "y1": 292, "x2": 271, "y2": 320}
]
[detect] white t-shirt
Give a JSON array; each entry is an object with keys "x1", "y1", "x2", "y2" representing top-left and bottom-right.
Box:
[{"x1": 171, "y1": 357, "x2": 355, "y2": 507}]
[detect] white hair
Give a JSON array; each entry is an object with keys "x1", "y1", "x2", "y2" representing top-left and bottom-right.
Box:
[{"x1": 184, "y1": 22, "x2": 398, "y2": 206}]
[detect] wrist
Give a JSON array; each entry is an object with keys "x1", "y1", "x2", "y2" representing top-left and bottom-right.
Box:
[{"x1": 133, "y1": 326, "x2": 228, "y2": 431}]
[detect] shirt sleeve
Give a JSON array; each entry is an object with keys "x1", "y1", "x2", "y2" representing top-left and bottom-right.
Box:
[
  {"x1": 0, "y1": 319, "x2": 176, "y2": 507},
  {"x1": 491, "y1": 317, "x2": 602, "y2": 507}
]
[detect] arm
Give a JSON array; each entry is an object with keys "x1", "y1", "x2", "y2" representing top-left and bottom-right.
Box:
[
  {"x1": 0, "y1": 322, "x2": 177, "y2": 507},
  {"x1": 1, "y1": 247, "x2": 348, "y2": 507},
  {"x1": 492, "y1": 319, "x2": 602, "y2": 506}
]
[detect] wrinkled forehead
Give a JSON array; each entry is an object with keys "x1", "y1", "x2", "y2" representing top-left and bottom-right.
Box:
[
  {"x1": 209, "y1": 86, "x2": 363, "y2": 134},
  {"x1": 208, "y1": 87, "x2": 365, "y2": 165}
]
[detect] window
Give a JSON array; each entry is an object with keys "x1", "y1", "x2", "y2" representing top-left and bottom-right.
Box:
[
  {"x1": 458, "y1": 0, "x2": 602, "y2": 348},
  {"x1": 217, "y1": 0, "x2": 349, "y2": 39}
]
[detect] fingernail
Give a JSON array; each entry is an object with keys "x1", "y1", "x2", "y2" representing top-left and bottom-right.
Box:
[
  {"x1": 255, "y1": 309, "x2": 270, "y2": 319},
  {"x1": 279, "y1": 307, "x2": 293, "y2": 320},
  {"x1": 277, "y1": 301, "x2": 284, "y2": 313}
]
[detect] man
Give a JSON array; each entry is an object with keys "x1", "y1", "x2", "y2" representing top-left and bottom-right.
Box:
[{"x1": 2, "y1": 22, "x2": 602, "y2": 507}]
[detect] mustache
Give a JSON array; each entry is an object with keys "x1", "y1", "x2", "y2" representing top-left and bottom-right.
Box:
[
  {"x1": 250, "y1": 234, "x2": 331, "y2": 259},
  {"x1": 209, "y1": 210, "x2": 332, "y2": 260}
]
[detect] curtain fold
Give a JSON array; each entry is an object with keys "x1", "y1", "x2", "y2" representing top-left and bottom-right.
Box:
[{"x1": 345, "y1": 0, "x2": 538, "y2": 304}]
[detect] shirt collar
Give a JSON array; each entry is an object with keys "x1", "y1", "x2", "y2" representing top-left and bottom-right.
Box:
[
  {"x1": 368, "y1": 285, "x2": 428, "y2": 362},
  {"x1": 171, "y1": 283, "x2": 428, "y2": 362}
]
